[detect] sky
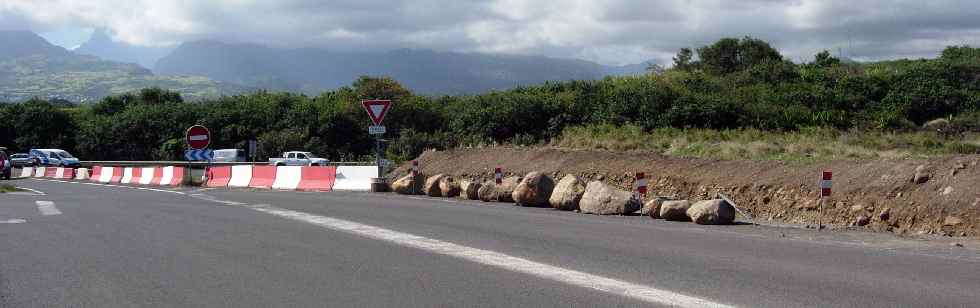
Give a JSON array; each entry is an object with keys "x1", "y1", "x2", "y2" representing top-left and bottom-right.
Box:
[{"x1": 2, "y1": 0, "x2": 979, "y2": 66}]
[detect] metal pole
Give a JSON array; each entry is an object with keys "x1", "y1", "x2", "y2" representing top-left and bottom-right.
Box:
[{"x1": 375, "y1": 137, "x2": 382, "y2": 179}]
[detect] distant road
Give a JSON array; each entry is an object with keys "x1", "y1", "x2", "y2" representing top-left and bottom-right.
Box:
[{"x1": 2, "y1": 179, "x2": 978, "y2": 307}]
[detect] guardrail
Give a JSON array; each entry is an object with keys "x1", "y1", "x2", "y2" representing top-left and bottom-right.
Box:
[{"x1": 79, "y1": 161, "x2": 376, "y2": 167}]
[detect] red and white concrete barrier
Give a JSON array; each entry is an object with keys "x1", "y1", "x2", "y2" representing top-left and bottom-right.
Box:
[
  {"x1": 206, "y1": 166, "x2": 232, "y2": 187},
  {"x1": 34, "y1": 167, "x2": 46, "y2": 178},
  {"x1": 120, "y1": 167, "x2": 135, "y2": 184},
  {"x1": 138, "y1": 167, "x2": 155, "y2": 185},
  {"x1": 272, "y1": 166, "x2": 303, "y2": 190},
  {"x1": 249, "y1": 166, "x2": 277, "y2": 189},
  {"x1": 19, "y1": 167, "x2": 34, "y2": 178},
  {"x1": 297, "y1": 166, "x2": 337, "y2": 191},
  {"x1": 75, "y1": 168, "x2": 89, "y2": 180},
  {"x1": 228, "y1": 165, "x2": 253, "y2": 188}
]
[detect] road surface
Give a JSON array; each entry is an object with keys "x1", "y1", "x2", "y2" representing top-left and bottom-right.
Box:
[{"x1": 1, "y1": 178, "x2": 978, "y2": 307}]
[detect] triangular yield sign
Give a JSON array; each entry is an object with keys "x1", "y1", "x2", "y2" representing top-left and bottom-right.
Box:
[{"x1": 361, "y1": 100, "x2": 392, "y2": 125}]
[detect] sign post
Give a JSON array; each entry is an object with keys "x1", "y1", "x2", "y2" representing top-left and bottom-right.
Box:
[
  {"x1": 362, "y1": 100, "x2": 392, "y2": 180},
  {"x1": 186, "y1": 125, "x2": 212, "y2": 184},
  {"x1": 819, "y1": 171, "x2": 833, "y2": 230}
]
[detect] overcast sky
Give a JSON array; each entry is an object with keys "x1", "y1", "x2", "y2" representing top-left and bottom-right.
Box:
[{"x1": 2, "y1": 0, "x2": 979, "y2": 65}]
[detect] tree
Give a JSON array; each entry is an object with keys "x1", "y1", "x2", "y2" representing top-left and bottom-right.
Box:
[
  {"x1": 352, "y1": 76, "x2": 412, "y2": 101},
  {"x1": 813, "y1": 50, "x2": 840, "y2": 68},
  {"x1": 696, "y1": 36, "x2": 782, "y2": 75},
  {"x1": 672, "y1": 48, "x2": 694, "y2": 71}
]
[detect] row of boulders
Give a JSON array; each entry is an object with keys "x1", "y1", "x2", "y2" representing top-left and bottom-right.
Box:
[{"x1": 391, "y1": 172, "x2": 737, "y2": 225}]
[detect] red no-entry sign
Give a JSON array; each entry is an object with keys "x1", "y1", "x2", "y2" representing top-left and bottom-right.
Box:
[{"x1": 186, "y1": 125, "x2": 211, "y2": 150}]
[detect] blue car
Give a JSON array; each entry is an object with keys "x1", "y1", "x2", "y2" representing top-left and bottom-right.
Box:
[{"x1": 29, "y1": 149, "x2": 81, "y2": 167}]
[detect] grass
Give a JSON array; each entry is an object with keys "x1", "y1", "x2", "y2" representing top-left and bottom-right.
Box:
[
  {"x1": 553, "y1": 124, "x2": 980, "y2": 162},
  {"x1": 0, "y1": 184, "x2": 22, "y2": 193}
]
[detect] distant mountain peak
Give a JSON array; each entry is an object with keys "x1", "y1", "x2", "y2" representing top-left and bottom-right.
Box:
[
  {"x1": 74, "y1": 28, "x2": 174, "y2": 69},
  {"x1": 0, "y1": 30, "x2": 68, "y2": 58}
]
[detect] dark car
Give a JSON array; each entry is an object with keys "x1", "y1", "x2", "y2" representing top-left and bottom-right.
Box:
[{"x1": 0, "y1": 148, "x2": 10, "y2": 180}]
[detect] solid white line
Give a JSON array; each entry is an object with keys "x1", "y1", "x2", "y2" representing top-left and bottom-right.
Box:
[
  {"x1": 36, "y1": 201, "x2": 61, "y2": 216},
  {"x1": 14, "y1": 187, "x2": 46, "y2": 195},
  {"x1": 0, "y1": 219, "x2": 27, "y2": 224},
  {"x1": 236, "y1": 202, "x2": 733, "y2": 308},
  {"x1": 30, "y1": 178, "x2": 185, "y2": 195}
]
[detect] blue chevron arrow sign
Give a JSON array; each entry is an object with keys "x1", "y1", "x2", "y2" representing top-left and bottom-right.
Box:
[{"x1": 184, "y1": 149, "x2": 214, "y2": 161}]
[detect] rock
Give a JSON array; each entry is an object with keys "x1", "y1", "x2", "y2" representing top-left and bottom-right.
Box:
[
  {"x1": 579, "y1": 181, "x2": 642, "y2": 215},
  {"x1": 460, "y1": 180, "x2": 481, "y2": 200},
  {"x1": 392, "y1": 175, "x2": 420, "y2": 195},
  {"x1": 941, "y1": 186, "x2": 954, "y2": 195},
  {"x1": 849, "y1": 204, "x2": 866, "y2": 214},
  {"x1": 687, "y1": 199, "x2": 736, "y2": 225},
  {"x1": 854, "y1": 216, "x2": 870, "y2": 226},
  {"x1": 495, "y1": 176, "x2": 522, "y2": 203},
  {"x1": 877, "y1": 208, "x2": 891, "y2": 221},
  {"x1": 643, "y1": 197, "x2": 671, "y2": 218},
  {"x1": 659, "y1": 200, "x2": 693, "y2": 221},
  {"x1": 951, "y1": 242, "x2": 964, "y2": 248},
  {"x1": 923, "y1": 118, "x2": 950, "y2": 131},
  {"x1": 512, "y1": 172, "x2": 556, "y2": 207},
  {"x1": 549, "y1": 174, "x2": 587, "y2": 211},
  {"x1": 438, "y1": 176, "x2": 461, "y2": 198},
  {"x1": 912, "y1": 165, "x2": 930, "y2": 184},
  {"x1": 944, "y1": 216, "x2": 964, "y2": 226},
  {"x1": 424, "y1": 174, "x2": 447, "y2": 197},
  {"x1": 477, "y1": 181, "x2": 497, "y2": 202}
]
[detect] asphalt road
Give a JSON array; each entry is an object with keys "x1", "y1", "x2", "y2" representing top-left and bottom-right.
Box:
[{"x1": 2, "y1": 178, "x2": 978, "y2": 307}]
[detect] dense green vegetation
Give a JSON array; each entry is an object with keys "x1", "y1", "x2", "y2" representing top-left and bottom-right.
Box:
[{"x1": 1, "y1": 38, "x2": 978, "y2": 162}]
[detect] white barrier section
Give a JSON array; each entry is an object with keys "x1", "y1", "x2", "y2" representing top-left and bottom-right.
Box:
[
  {"x1": 272, "y1": 166, "x2": 302, "y2": 190},
  {"x1": 333, "y1": 166, "x2": 378, "y2": 191},
  {"x1": 160, "y1": 167, "x2": 175, "y2": 186},
  {"x1": 98, "y1": 167, "x2": 114, "y2": 183},
  {"x1": 20, "y1": 167, "x2": 34, "y2": 178},
  {"x1": 120, "y1": 167, "x2": 134, "y2": 184},
  {"x1": 228, "y1": 165, "x2": 253, "y2": 188},
  {"x1": 34, "y1": 167, "x2": 46, "y2": 177},
  {"x1": 55, "y1": 168, "x2": 65, "y2": 179},
  {"x1": 76, "y1": 168, "x2": 90, "y2": 180},
  {"x1": 138, "y1": 167, "x2": 155, "y2": 185}
]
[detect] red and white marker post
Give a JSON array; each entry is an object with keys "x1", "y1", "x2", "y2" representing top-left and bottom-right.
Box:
[
  {"x1": 819, "y1": 170, "x2": 832, "y2": 229},
  {"x1": 635, "y1": 172, "x2": 647, "y2": 200},
  {"x1": 494, "y1": 167, "x2": 502, "y2": 185}
]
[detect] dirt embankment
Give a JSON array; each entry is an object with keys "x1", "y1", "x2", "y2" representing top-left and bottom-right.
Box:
[{"x1": 392, "y1": 147, "x2": 980, "y2": 238}]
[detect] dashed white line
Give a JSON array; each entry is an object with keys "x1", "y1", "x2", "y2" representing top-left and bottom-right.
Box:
[
  {"x1": 192, "y1": 194, "x2": 733, "y2": 308},
  {"x1": 30, "y1": 178, "x2": 185, "y2": 195},
  {"x1": 14, "y1": 187, "x2": 46, "y2": 195},
  {"x1": 0, "y1": 219, "x2": 27, "y2": 224},
  {"x1": 36, "y1": 201, "x2": 62, "y2": 216}
]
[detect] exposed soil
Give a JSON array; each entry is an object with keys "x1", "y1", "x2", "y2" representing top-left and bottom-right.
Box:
[{"x1": 391, "y1": 147, "x2": 980, "y2": 238}]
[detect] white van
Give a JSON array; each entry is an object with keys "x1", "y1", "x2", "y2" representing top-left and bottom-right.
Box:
[{"x1": 213, "y1": 149, "x2": 245, "y2": 162}]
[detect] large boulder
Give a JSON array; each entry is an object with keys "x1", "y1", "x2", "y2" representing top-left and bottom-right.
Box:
[
  {"x1": 686, "y1": 199, "x2": 736, "y2": 225},
  {"x1": 460, "y1": 180, "x2": 481, "y2": 200},
  {"x1": 495, "y1": 176, "x2": 522, "y2": 203},
  {"x1": 438, "y1": 175, "x2": 461, "y2": 198},
  {"x1": 424, "y1": 174, "x2": 447, "y2": 197},
  {"x1": 643, "y1": 197, "x2": 671, "y2": 218},
  {"x1": 549, "y1": 174, "x2": 586, "y2": 211},
  {"x1": 392, "y1": 174, "x2": 420, "y2": 195},
  {"x1": 512, "y1": 172, "x2": 556, "y2": 207},
  {"x1": 478, "y1": 181, "x2": 497, "y2": 202},
  {"x1": 579, "y1": 181, "x2": 642, "y2": 215},
  {"x1": 659, "y1": 200, "x2": 692, "y2": 221}
]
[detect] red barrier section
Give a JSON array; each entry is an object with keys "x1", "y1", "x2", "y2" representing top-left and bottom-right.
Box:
[
  {"x1": 44, "y1": 168, "x2": 58, "y2": 178},
  {"x1": 90, "y1": 166, "x2": 102, "y2": 182},
  {"x1": 151, "y1": 167, "x2": 164, "y2": 185},
  {"x1": 109, "y1": 167, "x2": 123, "y2": 183},
  {"x1": 206, "y1": 166, "x2": 232, "y2": 187},
  {"x1": 168, "y1": 167, "x2": 185, "y2": 186},
  {"x1": 61, "y1": 168, "x2": 75, "y2": 179},
  {"x1": 297, "y1": 166, "x2": 337, "y2": 191},
  {"x1": 249, "y1": 166, "x2": 277, "y2": 189},
  {"x1": 131, "y1": 168, "x2": 142, "y2": 183}
]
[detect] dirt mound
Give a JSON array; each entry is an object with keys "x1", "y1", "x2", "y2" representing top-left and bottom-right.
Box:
[{"x1": 392, "y1": 147, "x2": 980, "y2": 238}]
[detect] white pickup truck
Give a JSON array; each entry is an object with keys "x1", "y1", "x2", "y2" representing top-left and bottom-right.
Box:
[{"x1": 269, "y1": 151, "x2": 330, "y2": 166}]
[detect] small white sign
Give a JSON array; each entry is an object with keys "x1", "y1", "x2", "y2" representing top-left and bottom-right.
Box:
[{"x1": 368, "y1": 125, "x2": 386, "y2": 135}]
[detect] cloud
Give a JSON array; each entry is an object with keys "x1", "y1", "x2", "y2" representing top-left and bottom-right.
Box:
[{"x1": 2, "y1": 0, "x2": 979, "y2": 65}]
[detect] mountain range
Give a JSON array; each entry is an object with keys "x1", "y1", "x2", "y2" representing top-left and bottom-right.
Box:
[{"x1": 1, "y1": 29, "x2": 653, "y2": 102}]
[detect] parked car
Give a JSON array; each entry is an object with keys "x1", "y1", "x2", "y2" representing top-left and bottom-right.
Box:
[
  {"x1": 269, "y1": 151, "x2": 330, "y2": 166},
  {"x1": 0, "y1": 148, "x2": 10, "y2": 180},
  {"x1": 9, "y1": 153, "x2": 31, "y2": 167},
  {"x1": 213, "y1": 149, "x2": 245, "y2": 162},
  {"x1": 29, "y1": 149, "x2": 80, "y2": 167}
]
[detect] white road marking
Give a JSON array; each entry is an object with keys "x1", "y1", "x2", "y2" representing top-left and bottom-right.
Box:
[
  {"x1": 14, "y1": 187, "x2": 46, "y2": 195},
  {"x1": 0, "y1": 219, "x2": 27, "y2": 224},
  {"x1": 36, "y1": 201, "x2": 61, "y2": 216},
  {"x1": 30, "y1": 179, "x2": 185, "y2": 195},
  {"x1": 190, "y1": 194, "x2": 733, "y2": 308}
]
